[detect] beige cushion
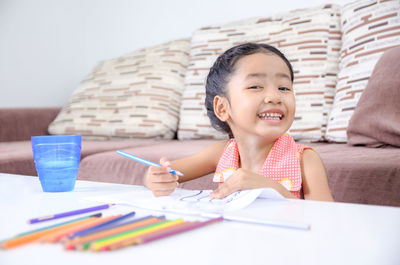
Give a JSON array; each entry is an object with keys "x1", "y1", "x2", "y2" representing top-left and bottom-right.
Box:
[
  {"x1": 347, "y1": 46, "x2": 400, "y2": 147},
  {"x1": 49, "y1": 39, "x2": 190, "y2": 140},
  {"x1": 326, "y1": 0, "x2": 400, "y2": 142},
  {"x1": 178, "y1": 5, "x2": 341, "y2": 141}
]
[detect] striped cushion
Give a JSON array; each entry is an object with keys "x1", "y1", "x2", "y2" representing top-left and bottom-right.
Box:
[
  {"x1": 48, "y1": 39, "x2": 190, "y2": 140},
  {"x1": 326, "y1": 0, "x2": 400, "y2": 142},
  {"x1": 178, "y1": 5, "x2": 341, "y2": 141}
]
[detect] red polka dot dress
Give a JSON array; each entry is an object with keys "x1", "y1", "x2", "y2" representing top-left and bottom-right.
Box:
[{"x1": 213, "y1": 133, "x2": 312, "y2": 198}]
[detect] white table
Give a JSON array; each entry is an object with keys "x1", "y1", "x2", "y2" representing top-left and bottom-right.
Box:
[{"x1": 0, "y1": 173, "x2": 399, "y2": 265}]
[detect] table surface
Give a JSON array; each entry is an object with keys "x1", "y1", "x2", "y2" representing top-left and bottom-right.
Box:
[{"x1": 0, "y1": 173, "x2": 399, "y2": 265}]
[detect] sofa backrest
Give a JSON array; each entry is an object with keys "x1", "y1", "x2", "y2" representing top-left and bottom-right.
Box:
[
  {"x1": 45, "y1": 0, "x2": 400, "y2": 143},
  {"x1": 0, "y1": 108, "x2": 60, "y2": 142}
]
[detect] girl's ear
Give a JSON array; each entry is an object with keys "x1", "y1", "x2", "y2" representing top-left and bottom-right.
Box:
[{"x1": 213, "y1": 95, "x2": 230, "y2": 122}]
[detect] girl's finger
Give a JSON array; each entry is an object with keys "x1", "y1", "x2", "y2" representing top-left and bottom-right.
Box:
[
  {"x1": 153, "y1": 189, "x2": 175, "y2": 197},
  {"x1": 148, "y1": 165, "x2": 169, "y2": 175},
  {"x1": 150, "y1": 181, "x2": 178, "y2": 192},
  {"x1": 159, "y1": 157, "x2": 171, "y2": 167},
  {"x1": 211, "y1": 182, "x2": 236, "y2": 199},
  {"x1": 210, "y1": 186, "x2": 224, "y2": 199},
  {"x1": 151, "y1": 172, "x2": 177, "y2": 183}
]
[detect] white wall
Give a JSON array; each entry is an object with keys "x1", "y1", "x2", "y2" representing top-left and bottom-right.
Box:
[{"x1": 0, "y1": 0, "x2": 353, "y2": 108}]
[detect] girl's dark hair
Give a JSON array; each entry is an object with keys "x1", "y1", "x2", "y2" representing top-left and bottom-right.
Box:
[{"x1": 205, "y1": 42, "x2": 294, "y2": 138}]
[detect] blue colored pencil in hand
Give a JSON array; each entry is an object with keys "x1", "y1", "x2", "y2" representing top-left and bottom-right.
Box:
[{"x1": 116, "y1": 150, "x2": 184, "y2": 176}]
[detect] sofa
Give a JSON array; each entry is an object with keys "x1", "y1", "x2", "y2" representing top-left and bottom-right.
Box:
[
  {"x1": 1, "y1": 106, "x2": 400, "y2": 207},
  {"x1": 1, "y1": 0, "x2": 400, "y2": 206}
]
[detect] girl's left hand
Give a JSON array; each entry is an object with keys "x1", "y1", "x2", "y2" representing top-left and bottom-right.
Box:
[{"x1": 210, "y1": 168, "x2": 272, "y2": 199}]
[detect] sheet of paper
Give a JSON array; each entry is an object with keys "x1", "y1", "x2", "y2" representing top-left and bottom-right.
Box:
[
  {"x1": 84, "y1": 188, "x2": 311, "y2": 230},
  {"x1": 84, "y1": 187, "x2": 285, "y2": 216}
]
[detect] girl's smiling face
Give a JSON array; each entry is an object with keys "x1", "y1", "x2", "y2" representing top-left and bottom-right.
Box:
[{"x1": 219, "y1": 52, "x2": 295, "y2": 141}]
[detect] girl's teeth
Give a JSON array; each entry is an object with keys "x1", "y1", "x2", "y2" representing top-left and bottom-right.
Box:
[{"x1": 258, "y1": 113, "x2": 283, "y2": 120}]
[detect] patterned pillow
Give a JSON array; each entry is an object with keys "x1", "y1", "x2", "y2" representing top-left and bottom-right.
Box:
[
  {"x1": 49, "y1": 39, "x2": 190, "y2": 140},
  {"x1": 178, "y1": 5, "x2": 341, "y2": 141},
  {"x1": 322, "y1": 8, "x2": 342, "y2": 137},
  {"x1": 325, "y1": 0, "x2": 400, "y2": 142}
]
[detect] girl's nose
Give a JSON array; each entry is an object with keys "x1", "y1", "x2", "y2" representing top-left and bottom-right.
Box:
[{"x1": 263, "y1": 88, "x2": 281, "y2": 104}]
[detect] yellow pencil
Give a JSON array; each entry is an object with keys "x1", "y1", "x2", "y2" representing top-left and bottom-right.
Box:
[
  {"x1": 90, "y1": 219, "x2": 184, "y2": 251},
  {"x1": 107, "y1": 221, "x2": 194, "y2": 251},
  {"x1": 109, "y1": 217, "x2": 224, "y2": 251},
  {"x1": 66, "y1": 217, "x2": 162, "y2": 251}
]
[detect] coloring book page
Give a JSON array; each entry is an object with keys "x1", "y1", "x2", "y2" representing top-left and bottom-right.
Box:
[{"x1": 84, "y1": 187, "x2": 285, "y2": 216}]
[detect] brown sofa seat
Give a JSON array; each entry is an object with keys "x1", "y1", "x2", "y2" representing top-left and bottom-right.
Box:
[{"x1": 309, "y1": 142, "x2": 400, "y2": 206}]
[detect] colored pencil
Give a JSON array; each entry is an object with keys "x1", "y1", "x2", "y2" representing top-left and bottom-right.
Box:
[
  {"x1": 28, "y1": 204, "x2": 115, "y2": 224},
  {"x1": 0, "y1": 215, "x2": 101, "y2": 249},
  {"x1": 141, "y1": 216, "x2": 224, "y2": 243},
  {"x1": 0, "y1": 213, "x2": 101, "y2": 247},
  {"x1": 223, "y1": 215, "x2": 310, "y2": 230},
  {"x1": 117, "y1": 150, "x2": 184, "y2": 176},
  {"x1": 70, "y1": 215, "x2": 159, "y2": 241},
  {"x1": 90, "y1": 219, "x2": 184, "y2": 251},
  {"x1": 16, "y1": 213, "x2": 102, "y2": 237},
  {"x1": 104, "y1": 221, "x2": 194, "y2": 251},
  {"x1": 67, "y1": 216, "x2": 163, "y2": 251},
  {"x1": 40, "y1": 215, "x2": 121, "y2": 243},
  {"x1": 64, "y1": 215, "x2": 158, "y2": 244},
  {"x1": 88, "y1": 219, "x2": 172, "y2": 251},
  {"x1": 66, "y1": 211, "x2": 136, "y2": 239},
  {"x1": 102, "y1": 217, "x2": 223, "y2": 251},
  {"x1": 124, "y1": 216, "x2": 224, "y2": 248}
]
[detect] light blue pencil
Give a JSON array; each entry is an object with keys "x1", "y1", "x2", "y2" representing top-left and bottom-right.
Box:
[{"x1": 116, "y1": 150, "x2": 184, "y2": 176}]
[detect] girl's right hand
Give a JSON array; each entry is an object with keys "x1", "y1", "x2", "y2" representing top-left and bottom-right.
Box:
[{"x1": 143, "y1": 157, "x2": 179, "y2": 197}]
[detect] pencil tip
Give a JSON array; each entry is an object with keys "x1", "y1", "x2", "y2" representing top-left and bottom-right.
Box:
[{"x1": 64, "y1": 243, "x2": 74, "y2": 250}]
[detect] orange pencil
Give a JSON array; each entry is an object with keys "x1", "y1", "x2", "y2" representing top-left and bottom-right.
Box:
[
  {"x1": 0, "y1": 216, "x2": 100, "y2": 249},
  {"x1": 40, "y1": 215, "x2": 121, "y2": 243},
  {"x1": 65, "y1": 217, "x2": 162, "y2": 250}
]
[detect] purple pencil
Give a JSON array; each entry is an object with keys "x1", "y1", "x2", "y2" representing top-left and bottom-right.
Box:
[
  {"x1": 107, "y1": 216, "x2": 224, "y2": 251},
  {"x1": 28, "y1": 204, "x2": 115, "y2": 224}
]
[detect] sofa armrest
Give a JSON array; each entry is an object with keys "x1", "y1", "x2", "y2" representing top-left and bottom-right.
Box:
[{"x1": 0, "y1": 108, "x2": 60, "y2": 142}]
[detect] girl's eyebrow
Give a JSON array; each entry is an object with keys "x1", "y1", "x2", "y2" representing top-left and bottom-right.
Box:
[
  {"x1": 245, "y1": 72, "x2": 291, "y2": 80},
  {"x1": 246, "y1": 73, "x2": 267, "y2": 79}
]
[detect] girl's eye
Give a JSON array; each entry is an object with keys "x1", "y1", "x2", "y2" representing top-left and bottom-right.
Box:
[
  {"x1": 279, "y1": 87, "x2": 291, "y2": 91},
  {"x1": 248, "y1": 85, "x2": 262, "y2": 89}
]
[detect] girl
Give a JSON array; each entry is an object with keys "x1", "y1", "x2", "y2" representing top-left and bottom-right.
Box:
[{"x1": 144, "y1": 43, "x2": 333, "y2": 201}]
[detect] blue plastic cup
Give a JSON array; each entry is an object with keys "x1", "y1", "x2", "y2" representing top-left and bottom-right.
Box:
[{"x1": 31, "y1": 135, "x2": 81, "y2": 192}]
